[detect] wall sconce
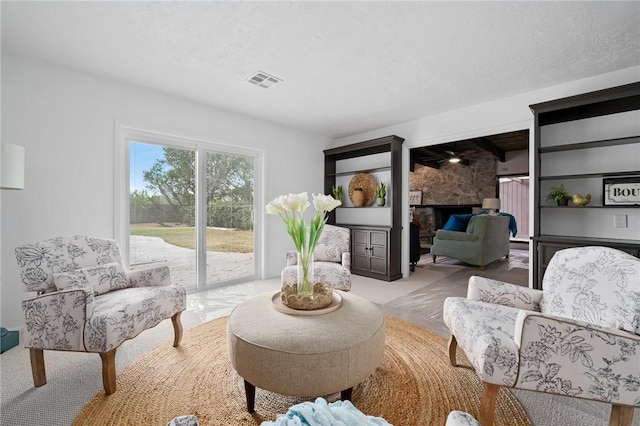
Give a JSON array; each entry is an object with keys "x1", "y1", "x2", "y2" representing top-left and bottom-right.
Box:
[
  {"x1": 482, "y1": 198, "x2": 500, "y2": 215},
  {"x1": 1, "y1": 143, "x2": 25, "y2": 190}
]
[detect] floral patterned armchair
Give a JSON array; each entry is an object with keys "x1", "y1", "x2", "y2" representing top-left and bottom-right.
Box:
[
  {"x1": 16, "y1": 235, "x2": 186, "y2": 395},
  {"x1": 281, "y1": 224, "x2": 351, "y2": 291},
  {"x1": 443, "y1": 246, "x2": 640, "y2": 426}
]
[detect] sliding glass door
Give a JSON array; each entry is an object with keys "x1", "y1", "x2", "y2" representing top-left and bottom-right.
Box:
[
  {"x1": 203, "y1": 150, "x2": 255, "y2": 285},
  {"x1": 129, "y1": 142, "x2": 197, "y2": 289},
  {"x1": 123, "y1": 131, "x2": 260, "y2": 291}
]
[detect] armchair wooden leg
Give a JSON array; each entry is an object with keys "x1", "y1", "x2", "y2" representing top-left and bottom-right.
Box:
[
  {"x1": 479, "y1": 383, "x2": 500, "y2": 426},
  {"x1": 100, "y1": 349, "x2": 117, "y2": 395},
  {"x1": 479, "y1": 265, "x2": 486, "y2": 271},
  {"x1": 432, "y1": 255, "x2": 436, "y2": 263},
  {"x1": 447, "y1": 335, "x2": 458, "y2": 367},
  {"x1": 610, "y1": 404, "x2": 634, "y2": 426},
  {"x1": 172, "y1": 311, "x2": 183, "y2": 347},
  {"x1": 29, "y1": 348, "x2": 47, "y2": 387}
]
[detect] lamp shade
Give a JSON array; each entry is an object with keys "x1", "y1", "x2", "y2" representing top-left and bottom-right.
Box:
[
  {"x1": 1, "y1": 143, "x2": 25, "y2": 190},
  {"x1": 482, "y1": 198, "x2": 500, "y2": 210}
]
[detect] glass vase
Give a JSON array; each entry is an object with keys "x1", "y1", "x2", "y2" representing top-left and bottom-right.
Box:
[{"x1": 296, "y1": 249, "x2": 315, "y2": 298}]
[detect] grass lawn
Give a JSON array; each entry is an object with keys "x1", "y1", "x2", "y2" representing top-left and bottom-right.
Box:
[{"x1": 130, "y1": 223, "x2": 253, "y2": 253}]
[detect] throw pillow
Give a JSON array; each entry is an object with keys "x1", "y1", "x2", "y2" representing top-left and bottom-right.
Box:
[
  {"x1": 442, "y1": 214, "x2": 475, "y2": 232},
  {"x1": 53, "y1": 262, "x2": 129, "y2": 295}
]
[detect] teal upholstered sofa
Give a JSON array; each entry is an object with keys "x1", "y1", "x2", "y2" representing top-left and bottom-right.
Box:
[{"x1": 431, "y1": 214, "x2": 510, "y2": 270}]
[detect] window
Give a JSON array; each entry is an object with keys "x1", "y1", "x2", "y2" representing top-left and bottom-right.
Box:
[{"x1": 116, "y1": 125, "x2": 261, "y2": 290}]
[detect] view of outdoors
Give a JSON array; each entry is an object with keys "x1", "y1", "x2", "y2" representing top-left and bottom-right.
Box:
[{"x1": 129, "y1": 141, "x2": 255, "y2": 289}]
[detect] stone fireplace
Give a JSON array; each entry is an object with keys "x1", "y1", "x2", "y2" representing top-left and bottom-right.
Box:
[{"x1": 413, "y1": 204, "x2": 482, "y2": 236}]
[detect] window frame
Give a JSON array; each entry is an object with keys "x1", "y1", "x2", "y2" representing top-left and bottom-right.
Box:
[{"x1": 115, "y1": 122, "x2": 263, "y2": 289}]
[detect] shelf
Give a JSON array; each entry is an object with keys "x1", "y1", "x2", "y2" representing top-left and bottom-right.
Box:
[
  {"x1": 328, "y1": 166, "x2": 391, "y2": 177},
  {"x1": 324, "y1": 135, "x2": 404, "y2": 282},
  {"x1": 338, "y1": 206, "x2": 391, "y2": 209},
  {"x1": 539, "y1": 135, "x2": 640, "y2": 153},
  {"x1": 531, "y1": 83, "x2": 640, "y2": 289},
  {"x1": 539, "y1": 170, "x2": 640, "y2": 180},
  {"x1": 531, "y1": 83, "x2": 640, "y2": 126},
  {"x1": 533, "y1": 235, "x2": 640, "y2": 246},
  {"x1": 541, "y1": 205, "x2": 639, "y2": 208}
]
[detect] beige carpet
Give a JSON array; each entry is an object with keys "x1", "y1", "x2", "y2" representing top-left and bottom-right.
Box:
[{"x1": 74, "y1": 316, "x2": 531, "y2": 426}]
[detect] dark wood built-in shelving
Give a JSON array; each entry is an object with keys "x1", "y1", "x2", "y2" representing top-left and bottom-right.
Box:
[
  {"x1": 530, "y1": 82, "x2": 640, "y2": 289},
  {"x1": 324, "y1": 135, "x2": 404, "y2": 281}
]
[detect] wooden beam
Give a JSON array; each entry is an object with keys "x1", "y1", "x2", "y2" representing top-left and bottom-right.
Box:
[{"x1": 470, "y1": 138, "x2": 506, "y2": 162}]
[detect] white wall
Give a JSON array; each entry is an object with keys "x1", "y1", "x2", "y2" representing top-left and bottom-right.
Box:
[
  {"x1": 0, "y1": 53, "x2": 327, "y2": 329},
  {"x1": 331, "y1": 65, "x2": 640, "y2": 279}
]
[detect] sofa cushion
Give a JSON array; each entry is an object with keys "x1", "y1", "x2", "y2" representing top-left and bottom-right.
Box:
[
  {"x1": 442, "y1": 214, "x2": 475, "y2": 232},
  {"x1": 85, "y1": 285, "x2": 186, "y2": 352},
  {"x1": 443, "y1": 297, "x2": 520, "y2": 386},
  {"x1": 53, "y1": 262, "x2": 129, "y2": 295}
]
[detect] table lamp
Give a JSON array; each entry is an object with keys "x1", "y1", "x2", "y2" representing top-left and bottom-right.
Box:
[{"x1": 482, "y1": 198, "x2": 500, "y2": 215}]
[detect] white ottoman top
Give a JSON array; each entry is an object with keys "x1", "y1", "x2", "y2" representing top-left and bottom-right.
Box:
[{"x1": 228, "y1": 291, "x2": 384, "y2": 354}]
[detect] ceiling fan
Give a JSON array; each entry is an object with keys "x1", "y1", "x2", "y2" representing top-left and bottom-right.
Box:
[{"x1": 441, "y1": 150, "x2": 478, "y2": 164}]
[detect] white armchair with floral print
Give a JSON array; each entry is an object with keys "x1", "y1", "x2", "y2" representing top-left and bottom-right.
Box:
[
  {"x1": 16, "y1": 235, "x2": 186, "y2": 395},
  {"x1": 281, "y1": 224, "x2": 351, "y2": 291},
  {"x1": 443, "y1": 246, "x2": 640, "y2": 426}
]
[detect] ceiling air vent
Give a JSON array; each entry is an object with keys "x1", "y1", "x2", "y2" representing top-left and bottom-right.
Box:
[{"x1": 247, "y1": 71, "x2": 282, "y2": 89}]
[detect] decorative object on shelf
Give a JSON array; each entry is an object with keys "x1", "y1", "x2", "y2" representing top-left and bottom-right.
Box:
[
  {"x1": 547, "y1": 184, "x2": 571, "y2": 206},
  {"x1": 266, "y1": 192, "x2": 341, "y2": 310},
  {"x1": 409, "y1": 190, "x2": 422, "y2": 205},
  {"x1": 572, "y1": 193, "x2": 592, "y2": 207},
  {"x1": 351, "y1": 188, "x2": 365, "y2": 207},
  {"x1": 603, "y1": 177, "x2": 640, "y2": 206},
  {"x1": 331, "y1": 185, "x2": 343, "y2": 203},
  {"x1": 376, "y1": 182, "x2": 387, "y2": 206},
  {"x1": 348, "y1": 172, "x2": 377, "y2": 207},
  {"x1": 481, "y1": 198, "x2": 500, "y2": 215}
]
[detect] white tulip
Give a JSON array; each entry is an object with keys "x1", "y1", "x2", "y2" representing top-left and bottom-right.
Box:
[{"x1": 313, "y1": 194, "x2": 341, "y2": 212}]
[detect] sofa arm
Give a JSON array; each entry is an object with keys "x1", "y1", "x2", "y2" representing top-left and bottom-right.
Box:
[
  {"x1": 514, "y1": 310, "x2": 640, "y2": 406},
  {"x1": 21, "y1": 288, "x2": 94, "y2": 351},
  {"x1": 467, "y1": 276, "x2": 543, "y2": 311},
  {"x1": 434, "y1": 230, "x2": 478, "y2": 243},
  {"x1": 341, "y1": 252, "x2": 351, "y2": 269},
  {"x1": 129, "y1": 265, "x2": 171, "y2": 287}
]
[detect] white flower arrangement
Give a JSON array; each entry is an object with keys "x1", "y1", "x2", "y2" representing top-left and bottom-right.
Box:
[{"x1": 266, "y1": 192, "x2": 341, "y2": 295}]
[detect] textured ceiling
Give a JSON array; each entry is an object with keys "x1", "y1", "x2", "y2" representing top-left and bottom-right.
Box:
[{"x1": 2, "y1": 1, "x2": 639, "y2": 138}]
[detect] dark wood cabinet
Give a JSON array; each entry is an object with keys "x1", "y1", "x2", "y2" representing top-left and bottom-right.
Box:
[
  {"x1": 535, "y1": 236, "x2": 640, "y2": 287},
  {"x1": 324, "y1": 135, "x2": 404, "y2": 281},
  {"x1": 350, "y1": 226, "x2": 401, "y2": 281},
  {"x1": 530, "y1": 82, "x2": 640, "y2": 289}
]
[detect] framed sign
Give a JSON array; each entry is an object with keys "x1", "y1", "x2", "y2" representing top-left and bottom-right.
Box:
[
  {"x1": 409, "y1": 190, "x2": 422, "y2": 205},
  {"x1": 603, "y1": 177, "x2": 640, "y2": 206}
]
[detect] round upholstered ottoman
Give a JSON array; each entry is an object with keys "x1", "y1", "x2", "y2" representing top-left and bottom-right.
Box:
[{"x1": 227, "y1": 291, "x2": 385, "y2": 412}]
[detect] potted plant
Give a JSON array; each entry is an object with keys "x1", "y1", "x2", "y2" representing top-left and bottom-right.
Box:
[
  {"x1": 376, "y1": 182, "x2": 387, "y2": 206},
  {"x1": 547, "y1": 184, "x2": 571, "y2": 206},
  {"x1": 331, "y1": 185, "x2": 343, "y2": 203}
]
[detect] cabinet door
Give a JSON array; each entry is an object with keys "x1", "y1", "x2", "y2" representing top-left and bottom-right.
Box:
[
  {"x1": 369, "y1": 230, "x2": 388, "y2": 275},
  {"x1": 352, "y1": 229, "x2": 371, "y2": 271}
]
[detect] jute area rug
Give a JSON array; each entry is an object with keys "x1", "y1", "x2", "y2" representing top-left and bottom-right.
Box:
[{"x1": 74, "y1": 316, "x2": 531, "y2": 426}]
